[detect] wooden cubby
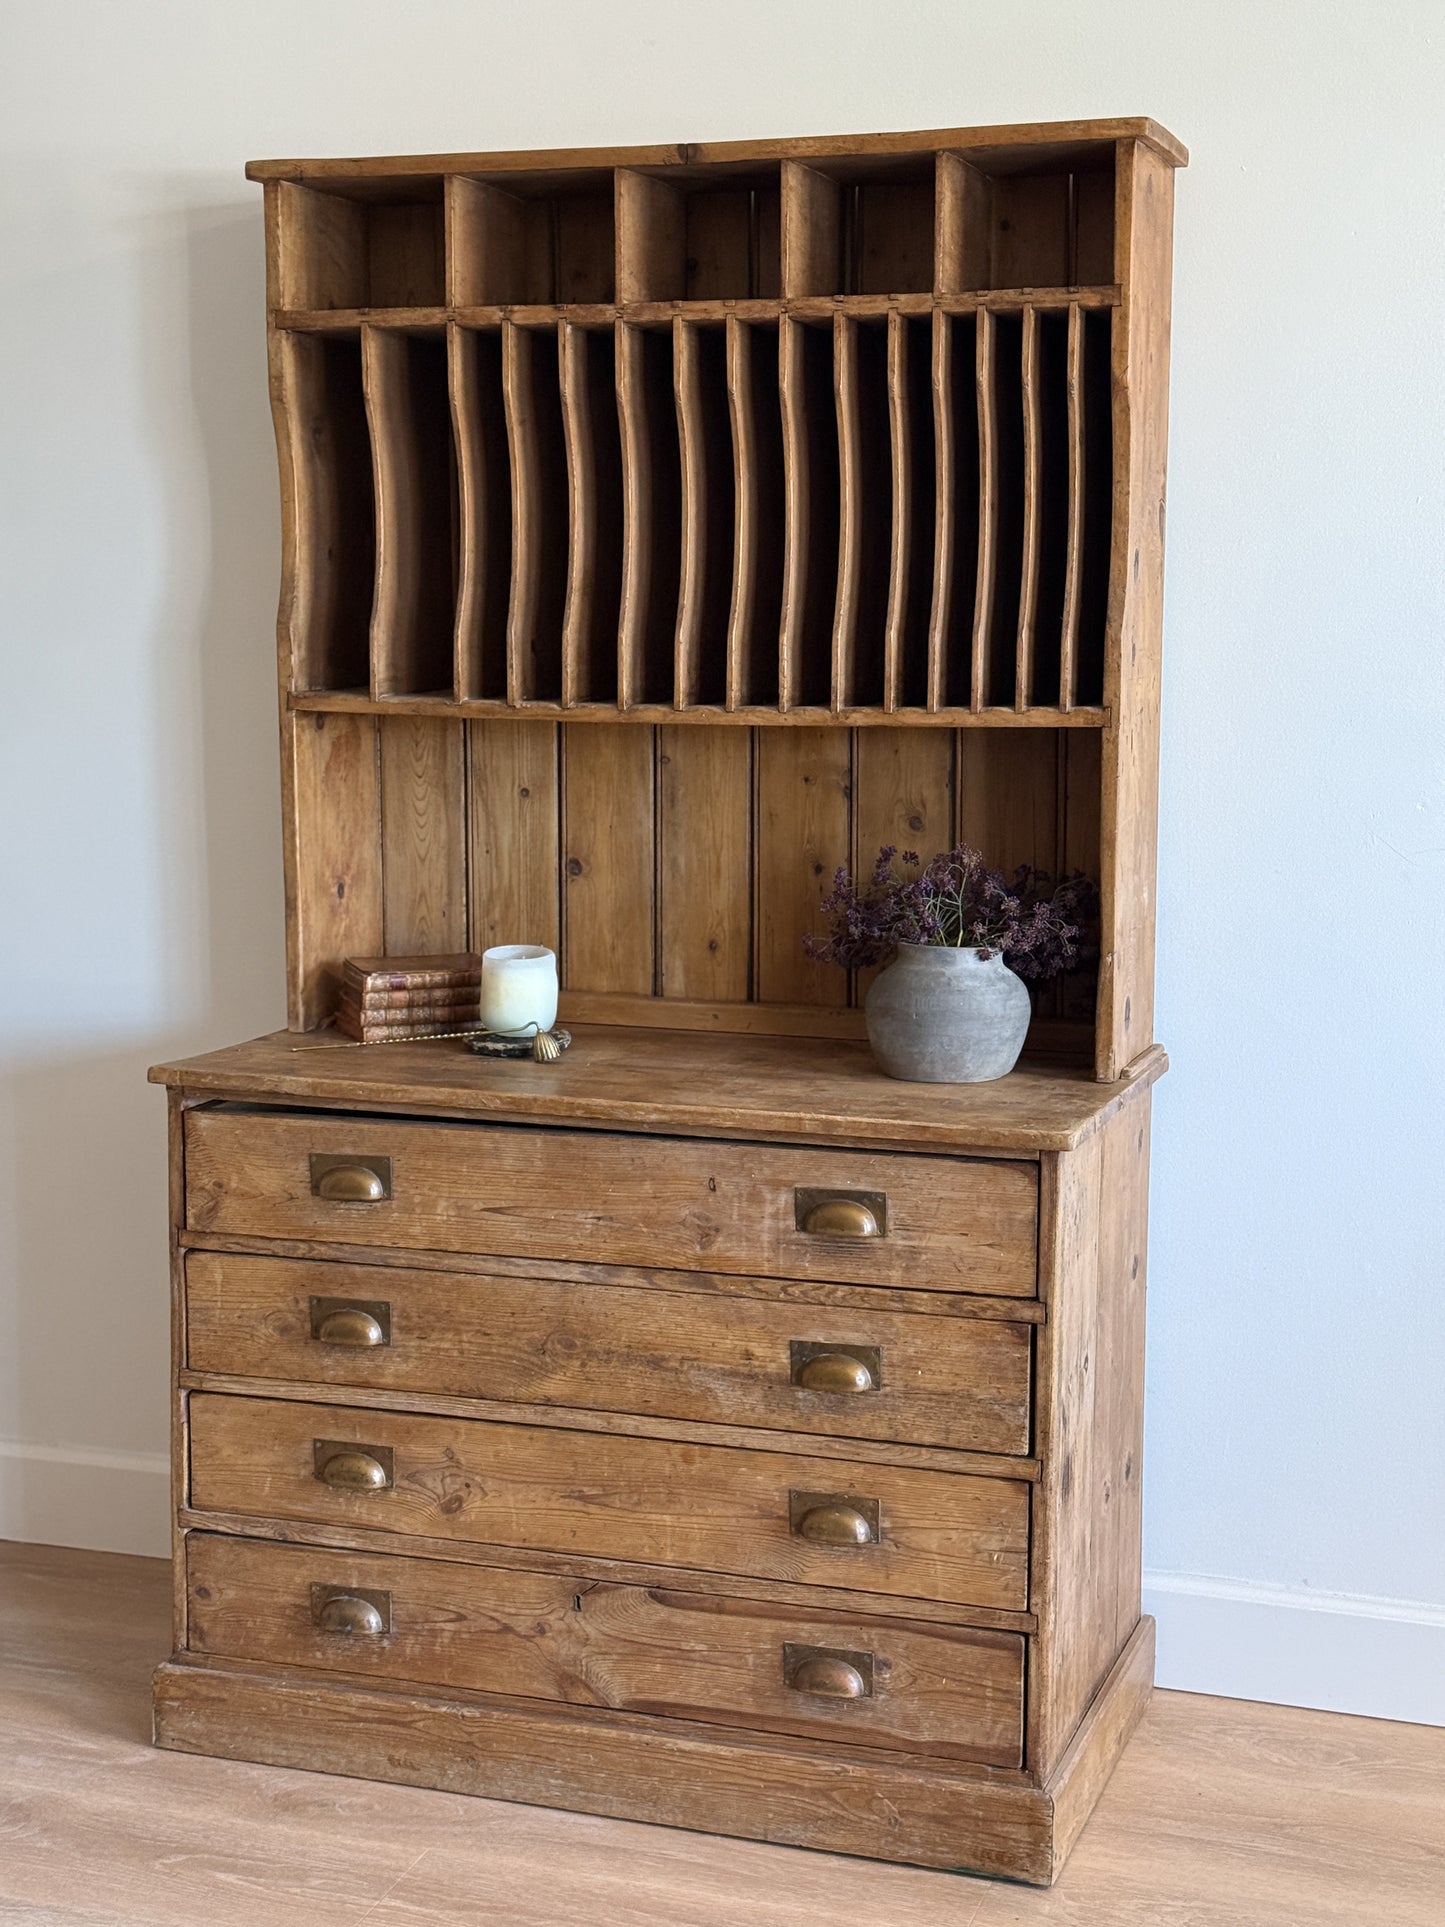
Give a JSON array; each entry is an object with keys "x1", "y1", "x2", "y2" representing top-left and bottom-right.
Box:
[{"x1": 254, "y1": 118, "x2": 1182, "y2": 1078}]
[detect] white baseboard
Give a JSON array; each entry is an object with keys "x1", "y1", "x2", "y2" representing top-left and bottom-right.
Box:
[
  {"x1": 1144, "y1": 1569, "x2": 1445, "y2": 1728},
  {"x1": 0, "y1": 1439, "x2": 170, "y2": 1559}
]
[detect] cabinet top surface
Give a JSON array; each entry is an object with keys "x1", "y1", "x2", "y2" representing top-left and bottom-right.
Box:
[
  {"x1": 245, "y1": 116, "x2": 1187, "y2": 185},
  {"x1": 150, "y1": 1027, "x2": 1165, "y2": 1153}
]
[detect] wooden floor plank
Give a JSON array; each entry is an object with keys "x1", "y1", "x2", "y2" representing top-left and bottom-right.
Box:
[{"x1": 2, "y1": 1542, "x2": 1443, "y2": 1927}]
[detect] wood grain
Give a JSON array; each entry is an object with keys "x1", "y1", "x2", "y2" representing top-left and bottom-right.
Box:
[
  {"x1": 466, "y1": 716, "x2": 561, "y2": 953},
  {"x1": 188, "y1": 1393, "x2": 1031, "y2": 1611},
  {"x1": 658, "y1": 725, "x2": 752, "y2": 1000},
  {"x1": 449, "y1": 322, "x2": 510, "y2": 700},
  {"x1": 284, "y1": 711, "x2": 382, "y2": 1029},
  {"x1": 561, "y1": 722, "x2": 655, "y2": 993},
  {"x1": 181, "y1": 1104, "x2": 1041, "y2": 1294},
  {"x1": 185, "y1": 1534, "x2": 1025, "y2": 1765},
  {"x1": 378, "y1": 716, "x2": 467, "y2": 954},
  {"x1": 754, "y1": 727, "x2": 852, "y2": 1006},
  {"x1": 151, "y1": 1025, "x2": 1167, "y2": 1156},
  {"x1": 183, "y1": 1248, "x2": 1033, "y2": 1454}
]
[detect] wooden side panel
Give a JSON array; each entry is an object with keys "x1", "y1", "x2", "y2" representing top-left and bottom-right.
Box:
[
  {"x1": 446, "y1": 177, "x2": 527, "y2": 306},
  {"x1": 561, "y1": 723, "x2": 655, "y2": 993},
  {"x1": 284, "y1": 711, "x2": 382, "y2": 1029},
  {"x1": 1059, "y1": 302, "x2": 1086, "y2": 708},
  {"x1": 274, "y1": 181, "x2": 365, "y2": 309},
  {"x1": 1028, "y1": 1095, "x2": 1151, "y2": 1777},
  {"x1": 754, "y1": 728, "x2": 852, "y2": 1007},
  {"x1": 658, "y1": 726, "x2": 751, "y2": 1001},
  {"x1": 465, "y1": 718, "x2": 560, "y2": 953},
  {"x1": 1099, "y1": 142, "x2": 1174, "y2": 1079},
  {"x1": 378, "y1": 716, "x2": 467, "y2": 954}
]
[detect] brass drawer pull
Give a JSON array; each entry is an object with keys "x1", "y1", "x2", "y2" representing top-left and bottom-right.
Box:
[
  {"x1": 795, "y1": 1188, "x2": 887, "y2": 1239},
  {"x1": 789, "y1": 1490, "x2": 880, "y2": 1546},
  {"x1": 791, "y1": 1342, "x2": 880, "y2": 1394},
  {"x1": 309, "y1": 1297, "x2": 392, "y2": 1348},
  {"x1": 313, "y1": 1440, "x2": 394, "y2": 1491},
  {"x1": 310, "y1": 1153, "x2": 392, "y2": 1202},
  {"x1": 784, "y1": 1643, "x2": 875, "y2": 1700},
  {"x1": 311, "y1": 1584, "x2": 392, "y2": 1636}
]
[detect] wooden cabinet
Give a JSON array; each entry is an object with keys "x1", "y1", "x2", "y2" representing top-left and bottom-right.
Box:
[{"x1": 152, "y1": 113, "x2": 1182, "y2": 1888}]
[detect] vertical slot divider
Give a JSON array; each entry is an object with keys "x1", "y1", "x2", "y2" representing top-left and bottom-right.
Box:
[
  {"x1": 883, "y1": 311, "x2": 909, "y2": 711},
  {"x1": 362, "y1": 323, "x2": 398, "y2": 699},
  {"x1": 832, "y1": 314, "x2": 861, "y2": 713},
  {"x1": 502, "y1": 321, "x2": 537, "y2": 704},
  {"x1": 616, "y1": 169, "x2": 685, "y2": 304},
  {"x1": 725, "y1": 316, "x2": 754, "y2": 710},
  {"x1": 777, "y1": 315, "x2": 807, "y2": 708},
  {"x1": 559, "y1": 321, "x2": 595, "y2": 707},
  {"x1": 673, "y1": 318, "x2": 704, "y2": 707},
  {"x1": 448, "y1": 322, "x2": 477, "y2": 701},
  {"x1": 615, "y1": 322, "x2": 649, "y2": 708},
  {"x1": 926, "y1": 309, "x2": 953, "y2": 712},
  {"x1": 1016, "y1": 306, "x2": 1041, "y2": 712},
  {"x1": 972, "y1": 307, "x2": 998, "y2": 709},
  {"x1": 781, "y1": 161, "x2": 842, "y2": 296},
  {"x1": 1059, "y1": 301, "x2": 1085, "y2": 709},
  {"x1": 935, "y1": 152, "x2": 993, "y2": 294}
]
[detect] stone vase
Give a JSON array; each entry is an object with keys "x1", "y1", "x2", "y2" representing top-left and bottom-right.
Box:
[{"x1": 865, "y1": 941, "x2": 1031, "y2": 1083}]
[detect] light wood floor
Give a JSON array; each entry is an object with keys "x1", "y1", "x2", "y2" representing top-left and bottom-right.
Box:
[{"x1": 2, "y1": 1542, "x2": 1441, "y2": 1925}]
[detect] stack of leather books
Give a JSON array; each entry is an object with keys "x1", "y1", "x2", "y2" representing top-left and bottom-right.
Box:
[{"x1": 335, "y1": 954, "x2": 483, "y2": 1043}]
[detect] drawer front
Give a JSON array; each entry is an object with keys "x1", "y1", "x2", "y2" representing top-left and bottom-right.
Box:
[
  {"x1": 186, "y1": 1252, "x2": 1034, "y2": 1456},
  {"x1": 185, "y1": 1532, "x2": 1025, "y2": 1766},
  {"x1": 189, "y1": 1394, "x2": 1030, "y2": 1612},
  {"x1": 183, "y1": 1109, "x2": 1037, "y2": 1297}
]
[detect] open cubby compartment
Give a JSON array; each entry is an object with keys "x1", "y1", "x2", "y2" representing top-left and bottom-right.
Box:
[
  {"x1": 362, "y1": 324, "x2": 458, "y2": 697},
  {"x1": 725, "y1": 319, "x2": 784, "y2": 708},
  {"x1": 451, "y1": 324, "x2": 511, "y2": 701},
  {"x1": 448, "y1": 170, "x2": 615, "y2": 306},
  {"x1": 279, "y1": 329, "x2": 375, "y2": 692},
  {"x1": 502, "y1": 320, "x2": 570, "y2": 702},
  {"x1": 560, "y1": 321, "x2": 625, "y2": 704},
  {"x1": 778, "y1": 316, "x2": 841, "y2": 707},
  {"x1": 674, "y1": 320, "x2": 733, "y2": 706},
  {"x1": 617, "y1": 323, "x2": 683, "y2": 707},
  {"x1": 781, "y1": 153, "x2": 936, "y2": 297},
  {"x1": 275, "y1": 179, "x2": 445, "y2": 311},
  {"x1": 936, "y1": 141, "x2": 1117, "y2": 292},
  {"x1": 616, "y1": 163, "x2": 782, "y2": 303}
]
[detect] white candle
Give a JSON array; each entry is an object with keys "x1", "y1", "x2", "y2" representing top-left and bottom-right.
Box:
[{"x1": 480, "y1": 944, "x2": 559, "y2": 1036}]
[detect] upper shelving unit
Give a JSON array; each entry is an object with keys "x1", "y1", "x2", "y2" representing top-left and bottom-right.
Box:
[
  {"x1": 253, "y1": 121, "x2": 1182, "y2": 1080},
  {"x1": 254, "y1": 121, "x2": 1185, "y2": 727}
]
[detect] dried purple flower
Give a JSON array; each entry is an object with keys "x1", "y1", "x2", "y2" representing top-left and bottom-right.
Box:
[{"x1": 803, "y1": 844, "x2": 1098, "y2": 982}]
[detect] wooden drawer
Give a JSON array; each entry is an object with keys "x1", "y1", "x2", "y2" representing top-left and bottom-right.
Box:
[
  {"x1": 183, "y1": 1107, "x2": 1038, "y2": 1297},
  {"x1": 189, "y1": 1394, "x2": 1030, "y2": 1612},
  {"x1": 186, "y1": 1252, "x2": 1034, "y2": 1456},
  {"x1": 185, "y1": 1532, "x2": 1025, "y2": 1766}
]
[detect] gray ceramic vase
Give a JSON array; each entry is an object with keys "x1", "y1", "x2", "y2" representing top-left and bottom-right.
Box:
[{"x1": 865, "y1": 941, "x2": 1031, "y2": 1083}]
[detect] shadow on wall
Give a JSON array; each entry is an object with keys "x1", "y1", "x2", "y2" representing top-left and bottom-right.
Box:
[{"x1": 3, "y1": 195, "x2": 284, "y2": 1556}]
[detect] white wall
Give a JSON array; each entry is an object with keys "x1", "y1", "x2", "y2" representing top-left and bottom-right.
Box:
[{"x1": 2, "y1": 1, "x2": 1441, "y2": 1724}]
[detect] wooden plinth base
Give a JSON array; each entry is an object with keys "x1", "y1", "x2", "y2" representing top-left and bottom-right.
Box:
[{"x1": 153, "y1": 1614, "x2": 1153, "y2": 1887}]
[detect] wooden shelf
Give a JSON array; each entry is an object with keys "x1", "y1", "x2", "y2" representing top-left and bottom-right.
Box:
[
  {"x1": 149, "y1": 1026, "x2": 1168, "y2": 1156},
  {"x1": 259, "y1": 121, "x2": 1180, "y2": 1076}
]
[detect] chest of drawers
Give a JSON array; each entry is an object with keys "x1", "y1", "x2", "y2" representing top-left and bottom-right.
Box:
[{"x1": 151, "y1": 1026, "x2": 1162, "y2": 1886}]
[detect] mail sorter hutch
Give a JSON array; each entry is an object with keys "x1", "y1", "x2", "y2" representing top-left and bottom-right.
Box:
[{"x1": 150, "y1": 116, "x2": 1183, "y2": 1884}]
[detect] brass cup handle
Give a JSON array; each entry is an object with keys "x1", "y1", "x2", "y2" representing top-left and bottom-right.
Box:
[
  {"x1": 314, "y1": 1163, "x2": 387, "y2": 1202},
  {"x1": 315, "y1": 1307, "x2": 387, "y2": 1348},
  {"x1": 795, "y1": 1502, "x2": 878, "y2": 1546},
  {"x1": 314, "y1": 1445, "x2": 393, "y2": 1491},
  {"x1": 315, "y1": 1592, "x2": 386, "y2": 1636},
  {"x1": 796, "y1": 1350, "x2": 876, "y2": 1395},
  {"x1": 789, "y1": 1654, "x2": 870, "y2": 1699},
  {"x1": 799, "y1": 1197, "x2": 882, "y2": 1239}
]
